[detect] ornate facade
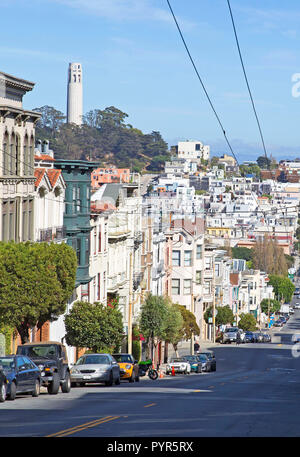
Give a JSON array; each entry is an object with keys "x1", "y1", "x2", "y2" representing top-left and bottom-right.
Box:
[{"x1": 0, "y1": 71, "x2": 40, "y2": 242}]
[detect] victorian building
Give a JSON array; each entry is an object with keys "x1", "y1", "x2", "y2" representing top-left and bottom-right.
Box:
[{"x1": 0, "y1": 71, "x2": 40, "y2": 242}]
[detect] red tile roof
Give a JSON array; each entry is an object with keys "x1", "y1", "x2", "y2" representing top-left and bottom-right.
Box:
[
  {"x1": 34, "y1": 168, "x2": 46, "y2": 187},
  {"x1": 34, "y1": 154, "x2": 55, "y2": 161},
  {"x1": 47, "y1": 169, "x2": 61, "y2": 187}
]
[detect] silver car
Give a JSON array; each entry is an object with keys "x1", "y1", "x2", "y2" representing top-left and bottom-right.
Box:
[{"x1": 70, "y1": 353, "x2": 120, "y2": 387}]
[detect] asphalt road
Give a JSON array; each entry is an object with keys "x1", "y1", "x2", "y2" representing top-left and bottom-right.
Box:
[{"x1": 1, "y1": 309, "x2": 300, "y2": 438}]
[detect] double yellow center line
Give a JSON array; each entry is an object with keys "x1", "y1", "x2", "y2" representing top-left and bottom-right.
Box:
[{"x1": 46, "y1": 415, "x2": 120, "y2": 437}]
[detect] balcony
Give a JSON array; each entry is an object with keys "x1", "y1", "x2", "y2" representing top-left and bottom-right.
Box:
[
  {"x1": 133, "y1": 273, "x2": 143, "y2": 290},
  {"x1": 38, "y1": 226, "x2": 66, "y2": 242},
  {"x1": 107, "y1": 273, "x2": 127, "y2": 293},
  {"x1": 134, "y1": 231, "x2": 143, "y2": 249}
]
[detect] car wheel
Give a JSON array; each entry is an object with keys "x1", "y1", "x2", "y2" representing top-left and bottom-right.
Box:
[
  {"x1": 0, "y1": 383, "x2": 6, "y2": 402},
  {"x1": 135, "y1": 375, "x2": 140, "y2": 382},
  {"x1": 197, "y1": 366, "x2": 202, "y2": 374},
  {"x1": 105, "y1": 371, "x2": 113, "y2": 387},
  {"x1": 61, "y1": 372, "x2": 71, "y2": 393},
  {"x1": 8, "y1": 381, "x2": 16, "y2": 401},
  {"x1": 115, "y1": 375, "x2": 120, "y2": 385},
  {"x1": 32, "y1": 379, "x2": 40, "y2": 397},
  {"x1": 47, "y1": 373, "x2": 60, "y2": 395}
]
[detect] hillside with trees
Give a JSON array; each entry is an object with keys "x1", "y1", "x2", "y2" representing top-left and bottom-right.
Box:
[{"x1": 34, "y1": 105, "x2": 171, "y2": 172}]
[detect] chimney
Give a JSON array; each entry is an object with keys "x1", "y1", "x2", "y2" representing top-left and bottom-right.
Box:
[{"x1": 36, "y1": 139, "x2": 42, "y2": 154}]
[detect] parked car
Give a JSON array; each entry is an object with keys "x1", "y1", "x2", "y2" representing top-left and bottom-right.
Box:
[
  {"x1": 181, "y1": 355, "x2": 202, "y2": 373},
  {"x1": 166, "y1": 358, "x2": 191, "y2": 375},
  {"x1": 71, "y1": 353, "x2": 120, "y2": 386},
  {"x1": 17, "y1": 342, "x2": 71, "y2": 394},
  {"x1": 256, "y1": 332, "x2": 265, "y2": 343},
  {"x1": 289, "y1": 307, "x2": 295, "y2": 314},
  {"x1": 251, "y1": 332, "x2": 260, "y2": 342},
  {"x1": 0, "y1": 367, "x2": 8, "y2": 402},
  {"x1": 199, "y1": 351, "x2": 216, "y2": 371},
  {"x1": 196, "y1": 354, "x2": 213, "y2": 372},
  {"x1": 0, "y1": 355, "x2": 41, "y2": 400},
  {"x1": 273, "y1": 320, "x2": 284, "y2": 327},
  {"x1": 222, "y1": 327, "x2": 245, "y2": 344},
  {"x1": 262, "y1": 333, "x2": 271, "y2": 343},
  {"x1": 294, "y1": 303, "x2": 300, "y2": 309},
  {"x1": 112, "y1": 353, "x2": 139, "y2": 383},
  {"x1": 244, "y1": 331, "x2": 255, "y2": 343}
]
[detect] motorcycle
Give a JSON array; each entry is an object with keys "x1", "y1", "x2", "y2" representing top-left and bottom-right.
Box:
[{"x1": 138, "y1": 360, "x2": 158, "y2": 380}]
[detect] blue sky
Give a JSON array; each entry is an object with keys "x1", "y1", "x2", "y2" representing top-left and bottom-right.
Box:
[{"x1": 1, "y1": 0, "x2": 300, "y2": 161}]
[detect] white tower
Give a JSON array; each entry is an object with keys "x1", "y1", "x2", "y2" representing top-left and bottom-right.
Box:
[{"x1": 67, "y1": 62, "x2": 83, "y2": 125}]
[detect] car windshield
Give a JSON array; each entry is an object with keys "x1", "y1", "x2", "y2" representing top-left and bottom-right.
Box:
[
  {"x1": 197, "y1": 355, "x2": 208, "y2": 362},
  {"x1": 76, "y1": 355, "x2": 110, "y2": 365},
  {"x1": 113, "y1": 354, "x2": 133, "y2": 363},
  {"x1": 0, "y1": 357, "x2": 15, "y2": 371},
  {"x1": 18, "y1": 345, "x2": 57, "y2": 359},
  {"x1": 183, "y1": 356, "x2": 198, "y2": 361},
  {"x1": 170, "y1": 358, "x2": 183, "y2": 363},
  {"x1": 200, "y1": 352, "x2": 212, "y2": 358},
  {"x1": 226, "y1": 328, "x2": 238, "y2": 332}
]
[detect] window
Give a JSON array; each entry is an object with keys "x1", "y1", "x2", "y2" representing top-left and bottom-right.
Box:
[
  {"x1": 172, "y1": 279, "x2": 180, "y2": 295},
  {"x1": 97, "y1": 273, "x2": 101, "y2": 301},
  {"x1": 215, "y1": 263, "x2": 220, "y2": 277},
  {"x1": 196, "y1": 245, "x2": 202, "y2": 259},
  {"x1": 204, "y1": 281, "x2": 211, "y2": 295},
  {"x1": 85, "y1": 236, "x2": 90, "y2": 264},
  {"x1": 184, "y1": 279, "x2": 192, "y2": 295},
  {"x1": 172, "y1": 250, "x2": 181, "y2": 266},
  {"x1": 184, "y1": 250, "x2": 192, "y2": 266},
  {"x1": 196, "y1": 271, "x2": 202, "y2": 284},
  {"x1": 205, "y1": 257, "x2": 212, "y2": 270}
]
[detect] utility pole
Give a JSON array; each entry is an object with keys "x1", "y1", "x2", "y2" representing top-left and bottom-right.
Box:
[
  {"x1": 190, "y1": 290, "x2": 195, "y2": 355},
  {"x1": 128, "y1": 251, "x2": 133, "y2": 355},
  {"x1": 212, "y1": 260, "x2": 216, "y2": 343}
]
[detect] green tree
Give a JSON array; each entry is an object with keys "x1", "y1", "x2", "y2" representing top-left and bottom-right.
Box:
[
  {"x1": 238, "y1": 313, "x2": 257, "y2": 331},
  {"x1": 268, "y1": 275, "x2": 295, "y2": 303},
  {"x1": 256, "y1": 156, "x2": 271, "y2": 169},
  {"x1": 176, "y1": 304, "x2": 200, "y2": 342},
  {"x1": 260, "y1": 298, "x2": 280, "y2": 315},
  {"x1": 215, "y1": 306, "x2": 235, "y2": 326},
  {"x1": 34, "y1": 105, "x2": 66, "y2": 138},
  {"x1": 162, "y1": 301, "x2": 184, "y2": 355},
  {"x1": 64, "y1": 301, "x2": 123, "y2": 353},
  {"x1": 0, "y1": 242, "x2": 77, "y2": 343},
  {"x1": 231, "y1": 247, "x2": 253, "y2": 262},
  {"x1": 139, "y1": 294, "x2": 169, "y2": 357}
]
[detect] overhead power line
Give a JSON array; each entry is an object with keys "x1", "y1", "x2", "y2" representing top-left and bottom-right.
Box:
[{"x1": 226, "y1": 0, "x2": 268, "y2": 160}]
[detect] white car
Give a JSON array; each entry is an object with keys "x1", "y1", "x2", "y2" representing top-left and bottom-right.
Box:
[
  {"x1": 166, "y1": 358, "x2": 191, "y2": 375},
  {"x1": 295, "y1": 303, "x2": 300, "y2": 309}
]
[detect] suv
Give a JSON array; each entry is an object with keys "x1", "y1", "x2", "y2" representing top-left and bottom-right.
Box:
[
  {"x1": 16, "y1": 341, "x2": 71, "y2": 395},
  {"x1": 222, "y1": 327, "x2": 245, "y2": 344}
]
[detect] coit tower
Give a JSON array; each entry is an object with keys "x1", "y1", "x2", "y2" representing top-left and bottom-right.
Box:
[{"x1": 67, "y1": 62, "x2": 83, "y2": 125}]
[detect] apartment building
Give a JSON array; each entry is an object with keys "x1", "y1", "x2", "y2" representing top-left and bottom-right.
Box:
[{"x1": 0, "y1": 70, "x2": 40, "y2": 242}]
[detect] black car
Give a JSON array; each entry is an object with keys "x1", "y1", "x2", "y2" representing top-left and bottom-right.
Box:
[
  {"x1": 0, "y1": 355, "x2": 41, "y2": 400},
  {"x1": 17, "y1": 342, "x2": 71, "y2": 395},
  {"x1": 199, "y1": 351, "x2": 216, "y2": 371},
  {"x1": 0, "y1": 367, "x2": 8, "y2": 402},
  {"x1": 196, "y1": 354, "x2": 213, "y2": 372}
]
